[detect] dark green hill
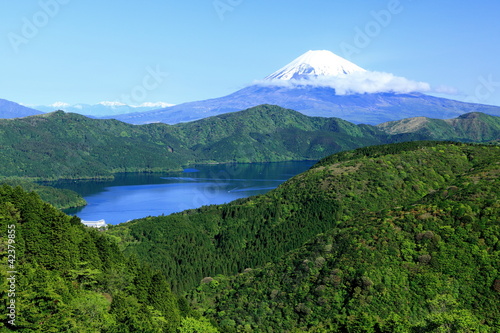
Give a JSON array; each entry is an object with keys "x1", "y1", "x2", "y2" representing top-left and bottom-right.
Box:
[
  {"x1": 169, "y1": 104, "x2": 388, "y2": 163},
  {"x1": 4, "y1": 142, "x2": 500, "y2": 331},
  {"x1": 377, "y1": 111, "x2": 500, "y2": 142},
  {"x1": 0, "y1": 106, "x2": 388, "y2": 181}
]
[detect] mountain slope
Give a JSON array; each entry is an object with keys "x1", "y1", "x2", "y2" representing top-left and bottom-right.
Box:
[
  {"x1": 0, "y1": 99, "x2": 43, "y2": 118},
  {"x1": 0, "y1": 105, "x2": 391, "y2": 180},
  {"x1": 167, "y1": 104, "x2": 390, "y2": 163},
  {"x1": 377, "y1": 111, "x2": 500, "y2": 142},
  {"x1": 105, "y1": 142, "x2": 500, "y2": 331},
  {"x1": 0, "y1": 111, "x2": 191, "y2": 180}
]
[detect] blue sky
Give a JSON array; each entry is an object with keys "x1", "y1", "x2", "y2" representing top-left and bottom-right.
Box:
[{"x1": 1, "y1": 0, "x2": 499, "y2": 107}]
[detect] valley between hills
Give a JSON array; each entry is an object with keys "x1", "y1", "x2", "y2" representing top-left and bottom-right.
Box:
[{"x1": 1, "y1": 105, "x2": 500, "y2": 332}]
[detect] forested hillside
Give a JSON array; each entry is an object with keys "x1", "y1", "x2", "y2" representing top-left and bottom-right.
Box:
[
  {"x1": 0, "y1": 111, "x2": 189, "y2": 180},
  {"x1": 0, "y1": 185, "x2": 216, "y2": 332},
  {"x1": 0, "y1": 105, "x2": 390, "y2": 180},
  {"x1": 105, "y1": 142, "x2": 500, "y2": 332}
]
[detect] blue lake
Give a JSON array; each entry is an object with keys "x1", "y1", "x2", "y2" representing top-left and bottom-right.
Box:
[{"x1": 57, "y1": 161, "x2": 316, "y2": 225}]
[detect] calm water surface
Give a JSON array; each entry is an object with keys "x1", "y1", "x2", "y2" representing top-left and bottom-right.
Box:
[{"x1": 57, "y1": 161, "x2": 316, "y2": 225}]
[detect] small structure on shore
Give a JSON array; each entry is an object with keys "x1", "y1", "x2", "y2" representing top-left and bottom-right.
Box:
[{"x1": 81, "y1": 219, "x2": 107, "y2": 228}]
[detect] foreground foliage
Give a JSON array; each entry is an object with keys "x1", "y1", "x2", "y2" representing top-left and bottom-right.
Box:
[{"x1": 0, "y1": 185, "x2": 217, "y2": 332}]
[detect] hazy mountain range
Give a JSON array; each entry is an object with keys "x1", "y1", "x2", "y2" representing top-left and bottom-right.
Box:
[{"x1": 34, "y1": 101, "x2": 175, "y2": 117}]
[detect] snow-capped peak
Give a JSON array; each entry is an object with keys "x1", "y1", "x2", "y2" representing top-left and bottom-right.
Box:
[
  {"x1": 50, "y1": 101, "x2": 70, "y2": 108},
  {"x1": 264, "y1": 50, "x2": 366, "y2": 81}
]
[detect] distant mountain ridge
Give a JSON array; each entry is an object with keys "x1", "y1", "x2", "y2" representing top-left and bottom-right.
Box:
[
  {"x1": 0, "y1": 104, "x2": 499, "y2": 181},
  {"x1": 0, "y1": 98, "x2": 43, "y2": 118}
]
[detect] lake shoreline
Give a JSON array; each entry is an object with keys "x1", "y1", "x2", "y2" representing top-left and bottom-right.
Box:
[{"x1": 56, "y1": 161, "x2": 318, "y2": 225}]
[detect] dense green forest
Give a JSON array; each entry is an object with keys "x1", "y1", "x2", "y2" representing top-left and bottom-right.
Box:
[
  {"x1": 0, "y1": 105, "x2": 499, "y2": 181},
  {"x1": 0, "y1": 184, "x2": 219, "y2": 332},
  {"x1": 188, "y1": 147, "x2": 500, "y2": 331},
  {"x1": 105, "y1": 141, "x2": 500, "y2": 331}
]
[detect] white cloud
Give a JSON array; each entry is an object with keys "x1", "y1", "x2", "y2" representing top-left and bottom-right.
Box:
[{"x1": 255, "y1": 71, "x2": 433, "y2": 95}]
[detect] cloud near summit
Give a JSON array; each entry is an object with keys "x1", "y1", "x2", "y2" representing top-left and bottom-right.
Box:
[{"x1": 256, "y1": 71, "x2": 432, "y2": 95}]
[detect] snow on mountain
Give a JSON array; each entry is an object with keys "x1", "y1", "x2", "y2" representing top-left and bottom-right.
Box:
[
  {"x1": 49, "y1": 102, "x2": 71, "y2": 108},
  {"x1": 261, "y1": 50, "x2": 430, "y2": 96},
  {"x1": 264, "y1": 50, "x2": 366, "y2": 81}
]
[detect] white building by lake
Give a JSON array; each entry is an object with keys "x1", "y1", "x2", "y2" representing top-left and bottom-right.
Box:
[{"x1": 81, "y1": 219, "x2": 107, "y2": 228}]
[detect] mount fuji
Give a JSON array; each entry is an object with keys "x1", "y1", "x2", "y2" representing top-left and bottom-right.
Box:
[
  {"x1": 107, "y1": 50, "x2": 500, "y2": 125},
  {"x1": 264, "y1": 50, "x2": 366, "y2": 80}
]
